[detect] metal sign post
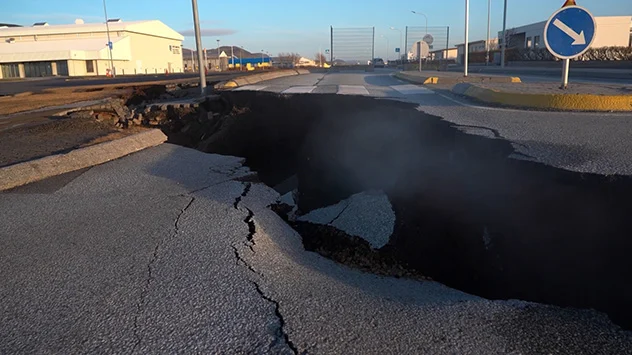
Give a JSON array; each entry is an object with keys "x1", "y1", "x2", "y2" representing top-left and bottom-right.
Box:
[{"x1": 544, "y1": 4, "x2": 596, "y2": 89}]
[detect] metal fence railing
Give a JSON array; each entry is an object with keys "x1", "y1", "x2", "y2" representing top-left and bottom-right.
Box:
[
  {"x1": 404, "y1": 26, "x2": 450, "y2": 61},
  {"x1": 330, "y1": 27, "x2": 375, "y2": 65}
]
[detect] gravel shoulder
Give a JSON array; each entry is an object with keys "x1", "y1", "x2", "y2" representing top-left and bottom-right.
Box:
[{"x1": 0, "y1": 116, "x2": 147, "y2": 168}]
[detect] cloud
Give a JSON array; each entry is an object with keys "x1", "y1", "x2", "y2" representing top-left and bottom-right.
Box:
[{"x1": 179, "y1": 28, "x2": 237, "y2": 37}]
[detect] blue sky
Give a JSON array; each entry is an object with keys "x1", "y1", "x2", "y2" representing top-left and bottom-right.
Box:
[{"x1": 3, "y1": 0, "x2": 631, "y2": 59}]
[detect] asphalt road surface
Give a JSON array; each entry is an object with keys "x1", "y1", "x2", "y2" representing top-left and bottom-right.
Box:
[
  {"x1": 0, "y1": 71, "x2": 243, "y2": 96},
  {"x1": 3, "y1": 71, "x2": 632, "y2": 353},
  {"x1": 2, "y1": 145, "x2": 631, "y2": 354},
  {"x1": 232, "y1": 69, "x2": 632, "y2": 175}
]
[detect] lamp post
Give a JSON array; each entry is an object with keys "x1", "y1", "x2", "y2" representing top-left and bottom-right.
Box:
[
  {"x1": 261, "y1": 49, "x2": 264, "y2": 69},
  {"x1": 216, "y1": 39, "x2": 220, "y2": 71},
  {"x1": 464, "y1": 0, "x2": 470, "y2": 77},
  {"x1": 389, "y1": 27, "x2": 402, "y2": 64},
  {"x1": 190, "y1": 0, "x2": 206, "y2": 94},
  {"x1": 501, "y1": 0, "x2": 508, "y2": 68},
  {"x1": 102, "y1": 0, "x2": 115, "y2": 77},
  {"x1": 231, "y1": 45, "x2": 234, "y2": 69},
  {"x1": 380, "y1": 35, "x2": 389, "y2": 62},
  {"x1": 240, "y1": 46, "x2": 243, "y2": 71},
  {"x1": 411, "y1": 11, "x2": 428, "y2": 72},
  {"x1": 486, "y1": 0, "x2": 491, "y2": 66}
]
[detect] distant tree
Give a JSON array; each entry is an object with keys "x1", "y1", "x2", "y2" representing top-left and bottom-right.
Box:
[
  {"x1": 314, "y1": 52, "x2": 327, "y2": 65},
  {"x1": 277, "y1": 52, "x2": 302, "y2": 67}
]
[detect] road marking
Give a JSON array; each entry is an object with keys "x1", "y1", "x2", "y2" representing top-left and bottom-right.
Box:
[
  {"x1": 553, "y1": 18, "x2": 586, "y2": 45},
  {"x1": 281, "y1": 86, "x2": 316, "y2": 94},
  {"x1": 233, "y1": 85, "x2": 269, "y2": 91},
  {"x1": 390, "y1": 84, "x2": 433, "y2": 95},
  {"x1": 337, "y1": 85, "x2": 370, "y2": 96}
]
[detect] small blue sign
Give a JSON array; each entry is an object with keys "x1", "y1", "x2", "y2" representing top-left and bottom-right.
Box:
[
  {"x1": 108, "y1": 41, "x2": 113, "y2": 50},
  {"x1": 395, "y1": 48, "x2": 400, "y2": 53},
  {"x1": 544, "y1": 6, "x2": 596, "y2": 59}
]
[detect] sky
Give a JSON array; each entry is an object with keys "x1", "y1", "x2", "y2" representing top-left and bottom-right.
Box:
[{"x1": 2, "y1": 0, "x2": 631, "y2": 60}]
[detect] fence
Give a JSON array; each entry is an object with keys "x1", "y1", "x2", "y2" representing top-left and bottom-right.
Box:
[
  {"x1": 330, "y1": 27, "x2": 375, "y2": 65},
  {"x1": 404, "y1": 26, "x2": 450, "y2": 62}
]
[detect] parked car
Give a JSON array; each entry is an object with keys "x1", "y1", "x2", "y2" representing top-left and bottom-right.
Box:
[{"x1": 373, "y1": 58, "x2": 385, "y2": 68}]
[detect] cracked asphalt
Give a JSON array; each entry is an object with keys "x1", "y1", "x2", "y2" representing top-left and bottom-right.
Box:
[{"x1": 2, "y1": 144, "x2": 632, "y2": 354}]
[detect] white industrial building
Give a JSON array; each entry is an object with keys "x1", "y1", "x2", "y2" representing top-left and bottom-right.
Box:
[
  {"x1": 0, "y1": 19, "x2": 184, "y2": 79},
  {"x1": 499, "y1": 16, "x2": 632, "y2": 50}
]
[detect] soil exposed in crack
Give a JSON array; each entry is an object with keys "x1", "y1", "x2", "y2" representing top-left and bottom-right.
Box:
[{"x1": 162, "y1": 91, "x2": 632, "y2": 330}]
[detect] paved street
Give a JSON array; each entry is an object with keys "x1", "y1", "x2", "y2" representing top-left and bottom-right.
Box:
[
  {"x1": 237, "y1": 70, "x2": 632, "y2": 175},
  {"x1": 0, "y1": 71, "x2": 245, "y2": 96},
  {"x1": 3, "y1": 70, "x2": 632, "y2": 353},
  {"x1": 3, "y1": 144, "x2": 632, "y2": 354}
]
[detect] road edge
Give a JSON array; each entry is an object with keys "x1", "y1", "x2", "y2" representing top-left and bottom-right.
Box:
[
  {"x1": 452, "y1": 83, "x2": 632, "y2": 112},
  {"x1": 216, "y1": 69, "x2": 310, "y2": 89},
  {"x1": 395, "y1": 71, "x2": 521, "y2": 85},
  {"x1": 0, "y1": 129, "x2": 167, "y2": 191}
]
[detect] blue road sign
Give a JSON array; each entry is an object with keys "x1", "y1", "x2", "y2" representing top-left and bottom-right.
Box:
[
  {"x1": 395, "y1": 48, "x2": 400, "y2": 53},
  {"x1": 108, "y1": 41, "x2": 113, "y2": 50},
  {"x1": 544, "y1": 5, "x2": 596, "y2": 59}
]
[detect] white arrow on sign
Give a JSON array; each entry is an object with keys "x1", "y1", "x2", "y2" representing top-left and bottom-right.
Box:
[{"x1": 553, "y1": 18, "x2": 586, "y2": 45}]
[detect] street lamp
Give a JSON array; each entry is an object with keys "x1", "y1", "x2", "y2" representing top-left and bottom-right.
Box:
[
  {"x1": 411, "y1": 11, "x2": 428, "y2": 37},
  {"x1": 486, "y1": 0, "x2": 491, "y2": 66},
  {"x1": 240, "y1": 46, "x2": 244, "y2": 71},
  {"x1": 261, "y1": 49, "x2": 264, "y2": 69},
  {"x1": 464, "y1": 0, "x2": 470, "y2": 77},
  {"x1": 380, "y1": 35, "x2": 389, "y2": 62},
  {"x1": 411, "y1": 10, "x2": 429, "y2": 72},
  {"x1": 102, "y1": 0, "x2": 115, "y2": 77},
  {"x1": 389, "y1": 27, "x2": 402, "y2": 64},
  {"x1": 190, "y1": 0, "x2": 206, "y2": 94},
  {"x1": 501, "y1": 0, "x2": 508, "y2": 68},
  {"x1": 216, "y1": 39, "x2": 220, "y2": 71}
]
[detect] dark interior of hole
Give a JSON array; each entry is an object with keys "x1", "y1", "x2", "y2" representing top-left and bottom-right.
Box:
[{"x1": 162, "y1": 91, "x2": 632, "y2": 330}]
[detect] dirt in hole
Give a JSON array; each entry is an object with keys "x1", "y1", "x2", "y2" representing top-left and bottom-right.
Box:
[
  {"x1": 162, "y1": 91, "x2": 632, "y2": 330},
  {"x1": 270, "y1": 203, "x2": 427, "y2": 280}
]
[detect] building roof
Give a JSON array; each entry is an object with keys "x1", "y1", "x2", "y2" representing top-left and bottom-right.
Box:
[{"x1": 0, "y1": 20, "x2": 183, "y2": 41}]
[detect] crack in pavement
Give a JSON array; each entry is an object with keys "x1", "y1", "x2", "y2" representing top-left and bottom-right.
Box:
[
  {"x1": 251, "y1": 281, "x2": 300, "y2": 355},
  {"x1": 233, "y1": 182, "x2": 252, "y2": 209},
  {"x1": 131, "y1": 196, "x2": 195, "y2": 354},
  {"x1": 328, "y1": 201, "x2": 350, "y2": 225},
  {"x1": 230, "y1": 244, "x2": 262, "y2": 277},
  {"x1": 230, "y1": 182, "x2": 298, "y2": 353}
]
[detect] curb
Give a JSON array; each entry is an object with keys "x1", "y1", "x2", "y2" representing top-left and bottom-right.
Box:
[
  {"x1": 395, "y1": 71, "x2": 521, "y2": 85},
  {"x1": 215, "y1": 69, "x2": 305, "y2": 90},
  {"x1": 0, "y1": 129, "x2": 167, "y2": 191},
  {"x1": 453, "y1": 83, "x2": 632, "y2": 112}
]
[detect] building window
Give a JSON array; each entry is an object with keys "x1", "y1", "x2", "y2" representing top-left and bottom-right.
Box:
[
  {"x1": 86, "y1": 60, "x2": 94, "y2": 73},
  {"x1": 526, "y1": 37, "x2": 532, "y2": 49},
  {"x1": 534, "y1": 35, "x2": 541, "y2": 48}
]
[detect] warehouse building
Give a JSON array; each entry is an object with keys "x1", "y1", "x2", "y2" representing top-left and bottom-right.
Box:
[
  {"x1": 498, "y1": 16, "x2": 632, "y2": 50},
  {"x1": 0, "y1": 19, "x2": 184, "y2": 79}
]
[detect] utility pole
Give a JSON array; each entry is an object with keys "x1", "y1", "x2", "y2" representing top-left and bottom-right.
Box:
[
  {"x1": 231, "y1": 45, "x2": 234, "y2": 69},
  {"x1": 216, "y1": 39, "x2": 220, "y2": 71},
  {"x1": 102, "y1": 0, "x2": 115, "y2": 77},
  {"x1": 191, "y1": 0, "x2": 206, "y2": 94},
  {"x1": 486, "y1": 0, "x2": 491, "y2": 66},
  {"x1": 464, "y1": 0, "x2": 469, "y2": 77},
  {"x1": 240, "y1": 46, "x2": 243, "y2": 71},
  {"x1": 501, "y1": 0, "x2": 508, "y2": 68}
]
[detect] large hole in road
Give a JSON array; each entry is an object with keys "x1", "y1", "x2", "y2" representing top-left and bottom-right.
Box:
[{"x1": 161, "y1": 91, "x2": 632, "y2": 330}]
